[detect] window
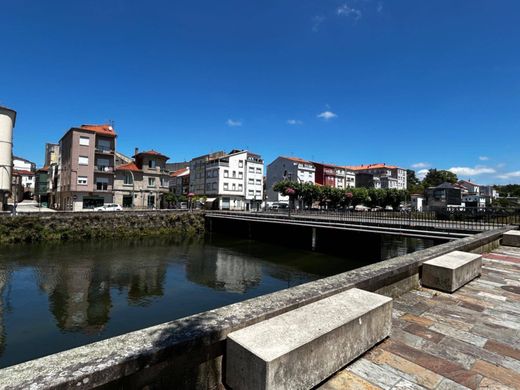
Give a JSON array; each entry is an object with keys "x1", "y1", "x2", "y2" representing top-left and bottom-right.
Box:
[
  {"x1": 79, "y1": 136, "x2": 90, "y2": 146},
  {"x1": 248, "y1": 178, "x2": 254, "y2": 184},
  {"x1": 238, "y1": 172, "x2": 243, "y2": 179},
  {"x1": 148, "y1": 160, "x2": 156, "y2": 169},
  {"x1": 224, "y1": 183, "x2": 229, "y2": 190},
  {"x1": 224, "y1": 170, "x2": 229, "y2": 178},
  {"x1": 256, "y1": 190, "x2": 261, "y2": 195},
  {"x1": 232, "y1": 171, "x2": 236, "y2": 178},
  {"x1": 124, "y1": 172, "x2": 133, "y2": 185},
  {"x1": 256, "y1": 167, "x2": 262, "y2": 173},
  {"x1": 238, "y1": 184, "x2": 243, "y2": 190},
  {"x1": 232, "y1": 183, "x2": 236, "y2": 191},
  {"x1": 77, "y1": 176, "x2": 88, "y2": 185},
  {"x1": 249, "y1": 166, "x2": 255, "y2": 173},
  {"x1": 212, "y1": 182, "x2": 217, "y2": 190},
  {"x1": 78, "y1": 156, "x2": 89, "y2": 165},
  {"x1": 238, "y1": 160, "x2": 244, "y2": 168},
  {"x1": 96, "y1": 177, "x2": 108, "y2": 191},
  {"x1": 248, "y1": 189, "x2": 254, "y2": 195},
  {"x1": 97, "y1": 139, "x2": 111, "y2": 151},
  {"x1": 207, "y1": 183, "x2": 211, "y2": 191},
  {"x1": 256, "y1": 179, "x2": 262, "y2": 185},
  {"x1": 148, "y1": 178, "x2": 156, "y2": 187}
]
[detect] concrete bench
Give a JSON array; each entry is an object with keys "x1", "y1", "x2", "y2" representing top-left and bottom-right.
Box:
[
  {"x1": 422, "y1": 251, "x2": 482, "y2": 293},
  {"x1": 225, "y1": 288, "x2": 392, "y2": 390},
  {"x1": 503, "y1": 230, "x2": 520, "y2": 247}
]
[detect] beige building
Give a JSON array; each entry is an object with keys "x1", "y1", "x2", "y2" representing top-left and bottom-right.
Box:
[
  {"x1": 113, "y1": 149, "x2": 170, "y2": 209},
  {"x1": 57, "y1": 124, "x2": 117, "y2": 211}
]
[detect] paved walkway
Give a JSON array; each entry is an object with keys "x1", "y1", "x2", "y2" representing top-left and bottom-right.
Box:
[{"x1": 320, "y1": 245, "x2": 520, "y2": 390}]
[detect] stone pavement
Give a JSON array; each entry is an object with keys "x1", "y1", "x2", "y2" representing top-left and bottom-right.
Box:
[{"x1": 319, "y1": 245, "x2": 520, "y2": 390}]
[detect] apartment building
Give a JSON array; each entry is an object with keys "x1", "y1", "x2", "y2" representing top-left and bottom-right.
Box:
[
  {"x1": 266, "y1": 156, "x2": 316, "y2": 204},
  {"x1": 347, "y1": 163, "x2": 407, "y2": 190},
  {"x1": 57, "y1": 124, "x2": 116, "y2": 211},
  {"x1": 457, "y1": 180, "x2": 480, "y2": 195},
  {"x1": 170, "y1": 167, "x2": 190, "y2": 196},
  {"x1": 113, "y1": 149, "x2": 170, "y2": 209},
  {"x1": 312, "y1": 162, "x2": 356, "y2": 189},
  {"x1": 203, "y1": 150, "x2": 264, "y2": 210},
  {"x1": 189, "y1": 151, "x2": 226, "y2": 195},
  {"x1": 13, "y1": 156, "x2": 36, "y2": 195}
]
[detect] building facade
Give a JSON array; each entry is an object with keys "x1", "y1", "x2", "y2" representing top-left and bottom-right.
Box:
[
  {"x1": 347, "y1": 163, "x2": 407, "y2": 190},
  {"x1": 204, "y1": 150, "x2": 264, "y2": 210},
  {"x1": 189, "y1": 151, "x2": 226, "y2": 195},
  {"x1": 169, "y1": 167, "x2": 190, "y2": 196},
  {"x1": 56, "y1": 124, "x2": 117, "y2": 211},
  {"x1": 113, "y1": 150, "x2": 170, "y2": 209},
  {"x1": 266, "y1": 156, "x2": 316, "y2": 204}
]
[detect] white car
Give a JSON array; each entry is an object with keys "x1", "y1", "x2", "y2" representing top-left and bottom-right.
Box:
[
  {"x1": 93, "y1": 203, "x2": 123, "y2": 212},
  {"x1": 354, "y1": 205, "x2": 370, "y2": 212}
]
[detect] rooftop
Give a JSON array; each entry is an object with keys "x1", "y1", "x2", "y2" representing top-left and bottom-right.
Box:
[
  {"x1": 321, "y1": 244, "x2": 520, "y2": 390},
  {"x1": 346, "y1": 163, "x2": 402, "y2": 171},
  {"x1": 115, "y1": 162, "x2": 141, "y2": 172},
  {"x1": 133, "y1": 150, "x2": 169, "y2": 159},
  {"x1": 171, "y1": 167, "x2": 190, "y2": 177},
  {"x1": 79, "y1": 124, "x2": 117, "y2": 137}
]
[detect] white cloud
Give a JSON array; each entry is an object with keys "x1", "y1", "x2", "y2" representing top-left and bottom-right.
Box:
[
  {"x1": 411, "y1": 162, "x2": 430, "y2": 169},
  {"x1": 226, "y1": 119, "x2": 242, "y2": 127},
  {"x1": 317, "y1": 111, "x2": 337, "y2": 120},
  {"x1": 417, "y1": 169, "x2": 429, "y2": 180},
  {"x1": 497, "y1": 171, "x2": 520, "y2": 180},
  {"x1": 312, "y1": 15, "x2": 325, "y2": 32},
  {"x1": 377, "y1": 2, "x2": 383, "y2": 13},
  {"x1": 287, "y1": 119, "x2": 303, "y2": 125},
  {"x1": 448, "y1": 166, "x2": 496, "y2": 177},
  {"x1": 479, "y1": 156, "x2": 489, "y2": 161},
  {"x1": 337, "y1": 4, "x2": 362, "y2": 20}
]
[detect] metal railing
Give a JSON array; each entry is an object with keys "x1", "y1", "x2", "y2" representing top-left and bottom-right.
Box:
[{"x1": 207, "y1": 207, "x2": 520, "y2": 232}]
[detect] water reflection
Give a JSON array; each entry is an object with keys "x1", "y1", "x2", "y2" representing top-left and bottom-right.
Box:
[
  {"x1": 0, "y1": 234, "x2": 437, "y2": 368},
  {"x1": 187, "y1": 248, "x2": 262, "y2": 293}
]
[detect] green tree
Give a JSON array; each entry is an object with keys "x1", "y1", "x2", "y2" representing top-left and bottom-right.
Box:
[
  {"x1": 422, "y1": 169, "x2": 458, "y2": 188},
  {"x1": 163, "y1": 193, "x2": 177, "y2": 208},
  {"x1": 407, "y1": 169, "x2": 424, "y2": 194}
]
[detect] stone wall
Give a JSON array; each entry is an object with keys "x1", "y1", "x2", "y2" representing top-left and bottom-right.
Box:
[
  {"x1": 0, "y1": 211, "x2": 205, "y2": 245},
  {"x1": 0, "y1": 226, "x2": 510, "y2": 390}
]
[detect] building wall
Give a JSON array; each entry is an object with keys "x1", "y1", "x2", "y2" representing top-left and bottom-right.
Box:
[{"x1": 266, "y1": 157, "x2": 315, "y2": 203}]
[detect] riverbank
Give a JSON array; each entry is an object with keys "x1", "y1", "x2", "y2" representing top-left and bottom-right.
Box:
[{"x1": 0, "y1": 211, "x2": 205, "y2": 244}]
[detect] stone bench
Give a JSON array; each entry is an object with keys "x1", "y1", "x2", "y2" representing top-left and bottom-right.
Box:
[
  {"x1": 421, "y1": 250, "x2": 482, "y2": 293},
  {"x1": 503, "y1": 230, "x2": 520, "y2": 247},
  {"x1": 225, "y1": 288, "x2": 392, "y2": 390}
]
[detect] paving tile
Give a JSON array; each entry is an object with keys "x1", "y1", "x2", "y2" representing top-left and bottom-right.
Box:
[
  {"x1": 400, "y1": 314, "x2": 434, "y2": 328},
  {"x1": 435, "y1": 378, "x2": 471, "y2": 390},
  {"x1": 429, "y1": 323, "x2": 487, "y2": 348},
  {"x1": 347, "y1": 358, "x2": 402, "y2": 390},
  {"x1": 421, "y1": 312, "x2": 474, "y2": 332},
  {"x1": 318, "y1": 370, "x2": 383, "y2": 390},
  {"x1": 471, "y1": 323, "x2": 520, "y2": 349},
  {"x1": 472, "y1": 360, "x2": 520, "y2": 389},
  {"x1": 391, "y1": 379, "x2": 426, "y2": 389},
  {"x1": 403, "y1": 323, "x2": 444, "y2": 344},
  {"x1": 477, "y1": 377, "x2": 515, "y2": 390},
  {"x1": 485, "y1": 340, "x2": 520, "y2": 362},
  {"x1": 381, "y1": 340, "x2": 481, "y2": 389},
  {"x1": 366, "y1": 349, "x2": 442, "y2": 390}
]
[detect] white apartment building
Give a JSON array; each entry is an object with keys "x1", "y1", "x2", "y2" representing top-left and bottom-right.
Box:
[
  {"x1": 266, "y1": 156, "x2": 316, "y2": 204},
  {"x1": 203, "y1": 150, "x2": 264, "y2": 210}
]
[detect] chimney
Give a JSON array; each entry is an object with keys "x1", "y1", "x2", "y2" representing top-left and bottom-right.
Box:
[{"x1": 134, "y1": 147, "x2": 139, "y2": 156}]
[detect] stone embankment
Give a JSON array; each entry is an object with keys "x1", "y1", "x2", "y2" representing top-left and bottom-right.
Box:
[{"x1": 0, "y1": 210, "x2": 205, "y2": 245}]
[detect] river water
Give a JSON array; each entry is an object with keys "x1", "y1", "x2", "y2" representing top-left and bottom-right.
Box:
[{"x1": 0, "y1": 233, "x2": 436, "y2": 368}]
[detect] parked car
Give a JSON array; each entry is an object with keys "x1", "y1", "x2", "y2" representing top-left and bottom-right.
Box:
[
  {"x1": 354, "y1": 205, "x2": 370, "y2": 212},
  {"x1": 384, "y1": 206, "x2": 394, "y2": 211},
  {"x1": 270, "y1": 203, "x2": 288, "y2": 210},
  {"x1": 371, "y1": 206, "x2": 383, "y2": 212},
  {"x1": 94, "y1": 203, "x2": 123, "y2": 212}
]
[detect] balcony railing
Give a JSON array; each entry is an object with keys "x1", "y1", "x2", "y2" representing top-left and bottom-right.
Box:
[
  {"x1": 95, "y1": 147, "x2": 114, "y2": 154},
  {"x1": 94, "y1": 166, "x2": 114, "y2": 173}
]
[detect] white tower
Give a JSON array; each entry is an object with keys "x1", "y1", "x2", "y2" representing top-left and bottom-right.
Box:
[{"x1": 0, "y1": 106, "x2": 16, "y2": 210}]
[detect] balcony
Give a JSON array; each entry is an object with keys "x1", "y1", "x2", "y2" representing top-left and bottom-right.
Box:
[
  {"x1": 94, "y1": 183, "x2": 113, "y2": 192},
  {"x1": 94, "y1": 166, "x2": 114, "y2": 174},
  {"x1": 95, "y1": 147, "x2": 114, "y2": 155}
]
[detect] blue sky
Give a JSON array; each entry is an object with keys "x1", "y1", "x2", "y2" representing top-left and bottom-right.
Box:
[{"x1": 1, "y1": 0, "x2": 519, "y2": 184}]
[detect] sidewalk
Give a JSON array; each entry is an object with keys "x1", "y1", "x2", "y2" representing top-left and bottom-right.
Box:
[{"x1": 319, "y1": 245, "x2": 520, "y2": 390}]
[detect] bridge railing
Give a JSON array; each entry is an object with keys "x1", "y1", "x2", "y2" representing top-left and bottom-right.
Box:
[{"x1": 208, "y1": 207, "x2": 520, "y2": 232}]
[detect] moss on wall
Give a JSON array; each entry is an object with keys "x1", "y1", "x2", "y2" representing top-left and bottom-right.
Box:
[{"x1": 0, "y1": 211, "x2": 205, "y2": 245}]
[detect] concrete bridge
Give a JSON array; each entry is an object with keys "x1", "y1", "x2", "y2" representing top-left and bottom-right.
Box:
[{"x1": 205, "y1": 210, "x2": 507, "y2": 243}]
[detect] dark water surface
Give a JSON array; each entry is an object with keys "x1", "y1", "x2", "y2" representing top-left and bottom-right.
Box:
[{"x1": 0, "y1": 233, "x2": 436, "y2": 368}]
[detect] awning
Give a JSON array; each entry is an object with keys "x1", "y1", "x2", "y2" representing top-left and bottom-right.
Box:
[{"x1": 205, "y1": 198, "x2": 217, "y2": 203}]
